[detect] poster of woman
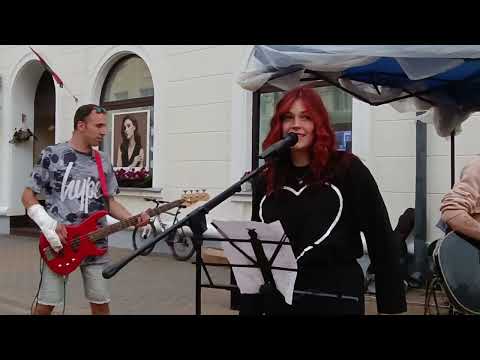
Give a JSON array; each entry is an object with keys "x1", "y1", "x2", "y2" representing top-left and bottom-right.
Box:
[{"x1": 112, "y1": 110, "x2": 150, "y2": 170}]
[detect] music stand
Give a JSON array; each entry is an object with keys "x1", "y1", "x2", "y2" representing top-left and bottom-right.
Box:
[{"x1": 193, "y1": 220, "x2": 297, "y2": 315}]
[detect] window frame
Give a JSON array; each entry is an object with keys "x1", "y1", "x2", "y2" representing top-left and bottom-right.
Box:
[
  {"x1": 100, "y1": 54, "x2": 154, "y2": 111},
  {"x1": 99, "y1": 54, "x2": 155, "y2": 188}
]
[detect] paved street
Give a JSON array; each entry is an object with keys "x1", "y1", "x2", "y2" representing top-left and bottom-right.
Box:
[
  {"x1": 0, "y1": 234, "x2": 448, "y2": 315},
  {"x1": 0, "y1": 235, "x2": 237, "y2": 315}
]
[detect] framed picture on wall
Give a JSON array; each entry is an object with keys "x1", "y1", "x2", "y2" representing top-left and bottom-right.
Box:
[{"x1": 111, "y1": 110, "x2": 150, "y2": 170}]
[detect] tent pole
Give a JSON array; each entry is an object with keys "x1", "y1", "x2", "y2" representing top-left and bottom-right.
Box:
[
  {"x1": 451, "y1": 131, "x2": 455, "y2": 189},
  {"x1": 412, "y1": 118, "x2": 427, "y2": 285}
]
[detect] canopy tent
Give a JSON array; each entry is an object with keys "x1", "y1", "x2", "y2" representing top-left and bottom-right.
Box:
[
  {"x1": 237, "y1": 45, "x2": 480, "y2": 285},
  {"x1": 238, "y1": 45, "x2": 480, "y2": 137}
]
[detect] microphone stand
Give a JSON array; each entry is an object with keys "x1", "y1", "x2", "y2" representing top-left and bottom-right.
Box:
[{"x1": 103, "y1": 160, "x2": 273, "y2": 314}]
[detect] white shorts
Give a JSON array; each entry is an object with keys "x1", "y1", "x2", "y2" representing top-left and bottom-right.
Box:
[{"x1": 37, "y1": 262, "x2": 111, "y2": 306}]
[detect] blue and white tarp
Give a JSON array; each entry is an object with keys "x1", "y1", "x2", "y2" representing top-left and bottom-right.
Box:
[{"x1": 237, "y1": 45, "x2": 480, "y2": 137}]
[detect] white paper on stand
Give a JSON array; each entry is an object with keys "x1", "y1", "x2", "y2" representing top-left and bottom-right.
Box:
[{"x1": 211, "y1": 220, "x2": 297, "y2": 305}]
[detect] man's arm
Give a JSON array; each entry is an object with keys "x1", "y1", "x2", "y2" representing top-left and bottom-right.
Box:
[
  {"x1": 108, "y1": 197, "x2": 149, "y2": 226},
  {"x1": 21, "y1": 187, "x2": 67, "y2": 248},
  {"x1": 442, "y1": 211, "x2": 480, "y2": 240},
  {"x1": 21, "y1": 187, "x2": 39, "y2": 209},
  {"x1": 441, "y1": 158, "x2": 480, "y2": 241}
]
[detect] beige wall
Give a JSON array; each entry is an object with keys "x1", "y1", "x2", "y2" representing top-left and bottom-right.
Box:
[
  {"x1": 0, "y1": 45, "x2": 250, "y2": 222},
  {"x1": 370, "y1": 102, "x2": 480, "y2": 243}
]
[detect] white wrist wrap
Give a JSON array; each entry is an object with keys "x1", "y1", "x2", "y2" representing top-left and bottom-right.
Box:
[{"x1": 27, "y1": 204, "x2": 63, "y2": 252}]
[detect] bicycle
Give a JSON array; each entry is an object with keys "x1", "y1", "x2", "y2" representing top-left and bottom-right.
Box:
[{"x1": 132, "y1": 197, "x2": 195, "y2": 261}]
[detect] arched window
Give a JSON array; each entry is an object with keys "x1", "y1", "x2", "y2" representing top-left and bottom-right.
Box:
[{"x1": 100, "y1": 55, "x2": 154, "y2": 187}]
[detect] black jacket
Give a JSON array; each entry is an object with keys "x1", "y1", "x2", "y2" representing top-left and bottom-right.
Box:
[{"x1": 251, "y1": 151, "x2": 407, "y2": 314}]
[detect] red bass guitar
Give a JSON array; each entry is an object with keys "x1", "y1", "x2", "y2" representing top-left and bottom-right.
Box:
[{"x1": 39, "y1": 191, "x2": 209, "y2": 276}]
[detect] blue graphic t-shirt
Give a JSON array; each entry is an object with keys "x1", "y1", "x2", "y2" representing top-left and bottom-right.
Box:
[{"x1": 27, "y1": 142, "x2": 120, "y2": 265}]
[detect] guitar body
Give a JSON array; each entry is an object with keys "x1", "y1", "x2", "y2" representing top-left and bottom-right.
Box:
[
  {"x1": 433, "y1": 231, "x2": 480, "y2": 315},
  {"x1": 39, "y1": 210, "x2": 108, "y2": 276}
]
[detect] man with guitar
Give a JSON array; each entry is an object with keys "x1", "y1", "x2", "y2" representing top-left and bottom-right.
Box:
[
  {"x1": 21, "y1": 104, "x2": 150, "y2": 315},
  {"x1": 434, "y1": 157, "x2": 480, "y2": 315},
  {"x1": 440, "y1": 157, "x2": 480, "y2": 239}
]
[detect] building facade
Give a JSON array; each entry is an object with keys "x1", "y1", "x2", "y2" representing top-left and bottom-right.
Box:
[{"x1": 0, "y1": 45, "x2": 478, "y2": 247}]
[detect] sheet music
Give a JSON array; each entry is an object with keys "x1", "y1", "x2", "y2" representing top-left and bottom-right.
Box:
[{"x1": 211, "y1": 220, "x2": 297, "y2": 305}]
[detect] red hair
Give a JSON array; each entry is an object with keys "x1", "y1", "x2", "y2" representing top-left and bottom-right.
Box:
[{"x1": 262, "y1": 85, "x2": 337, "y2": 193}]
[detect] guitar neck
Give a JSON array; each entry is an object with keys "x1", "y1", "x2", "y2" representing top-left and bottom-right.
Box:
[{"x1": 89, "y1": 199, "x2": 184, "y2": 241}]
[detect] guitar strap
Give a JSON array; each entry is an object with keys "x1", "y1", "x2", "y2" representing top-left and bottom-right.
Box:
[{"x1": 93, "y1": 150, "x2": 110, "y2": 213}]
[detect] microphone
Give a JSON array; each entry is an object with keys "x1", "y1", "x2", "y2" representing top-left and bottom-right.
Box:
[{"x1": 259, "y1": 132, "x2": 298, "y2": 160}]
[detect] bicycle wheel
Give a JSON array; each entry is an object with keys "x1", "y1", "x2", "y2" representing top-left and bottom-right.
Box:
[
  {"x1": 171, "y1": 227, "x2": 195, "y2": 261},
  {"x1": 132, "y1": 222, "x2": 158, "y2": 256}
]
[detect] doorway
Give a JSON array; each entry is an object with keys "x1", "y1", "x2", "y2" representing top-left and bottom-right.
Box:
[{"x1": 10, "y1": 71, "x2": 55, "y2": 236}]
